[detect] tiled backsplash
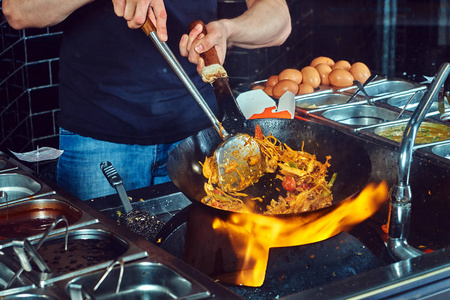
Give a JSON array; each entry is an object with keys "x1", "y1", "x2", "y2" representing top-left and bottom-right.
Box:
[{"x1": 0, "y1": 7, "x2": 62, "y2": 154}]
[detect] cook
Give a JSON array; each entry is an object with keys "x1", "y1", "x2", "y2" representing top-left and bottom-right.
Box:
[{"x1": 3, "y1": 0, "x2": 292, "y2": 200}]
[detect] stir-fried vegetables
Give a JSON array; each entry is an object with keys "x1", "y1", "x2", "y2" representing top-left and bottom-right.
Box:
[{"x1": 200, "y1": 125, "x2": 337, "y2": 215}]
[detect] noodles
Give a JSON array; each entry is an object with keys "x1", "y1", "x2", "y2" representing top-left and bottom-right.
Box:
[{"x1": 201, "y1": 125, "x2": 337, "y2": 215}]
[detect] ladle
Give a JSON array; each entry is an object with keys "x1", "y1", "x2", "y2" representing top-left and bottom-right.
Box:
[{"x1": 141, "y1": 19, "x2": 264, "y2": 192}]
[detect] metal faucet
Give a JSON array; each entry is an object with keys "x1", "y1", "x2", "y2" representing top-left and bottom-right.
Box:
[{"x1": 388, "y1": 62, "x2": 450, "y2": 261}]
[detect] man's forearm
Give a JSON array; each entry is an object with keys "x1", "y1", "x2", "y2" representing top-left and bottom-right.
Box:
[
  {"x1": 224, "y1": 0, "x2": 291, "y2": 49},
  {"x1": 3, "y1": 0, "x2": 93, "y2": 29}
]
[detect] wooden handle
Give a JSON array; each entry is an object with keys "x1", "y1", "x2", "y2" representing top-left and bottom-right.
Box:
[
  {"x1": 141, "y1": 18, "x2": 156, "y2": 36},
  {"x1": 189, "y1": 20, "x2": 221, "y2": 67}
]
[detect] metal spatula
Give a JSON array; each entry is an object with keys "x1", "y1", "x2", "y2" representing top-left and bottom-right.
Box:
[
  {"x1": 100, "y1": 161, "x2": 166, "y2": 242},
  {"x1": 141, "y1": 19, "x2": 264, "y2": 192}
]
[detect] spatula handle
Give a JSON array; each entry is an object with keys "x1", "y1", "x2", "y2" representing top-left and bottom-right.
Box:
[{"x1": 141, "y1": 18, "x2": 157, "y2": 36}]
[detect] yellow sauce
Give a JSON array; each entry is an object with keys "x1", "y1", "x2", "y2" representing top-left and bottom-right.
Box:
[{"x1": 376, "y1": 122, "x2": 450, "y2": 144}]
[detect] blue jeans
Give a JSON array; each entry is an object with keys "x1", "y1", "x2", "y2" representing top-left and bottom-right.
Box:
[{"x1": 56, "y1": 128, "x2": 181, "y2": 200}]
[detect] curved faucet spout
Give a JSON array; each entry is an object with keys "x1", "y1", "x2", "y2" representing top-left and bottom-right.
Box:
[
  {"x1": 397, "y1": 62, "x2": 450, "y2": 186},
  {"x1": 388, "y1": 62, "x2": 450, "y2": 261}
]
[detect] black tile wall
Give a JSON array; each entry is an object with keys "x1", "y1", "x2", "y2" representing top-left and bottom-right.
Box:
[
  {"x1": 31, "y1": 111, "x2": 56, "y2": 138},
  {"x1": 29, "y1": 85, "x2": 58, "y2": 114},
  {"x1": 0, "y1": 3, "x2": 62, "y2": 157},
  {"x1": 25, "y1": 34, "x2": 61, "y2": 62}
]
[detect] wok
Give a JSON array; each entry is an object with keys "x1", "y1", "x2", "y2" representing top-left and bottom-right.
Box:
[{"x1": 167, "y1": 118, "x2": 372, "y2": 216}]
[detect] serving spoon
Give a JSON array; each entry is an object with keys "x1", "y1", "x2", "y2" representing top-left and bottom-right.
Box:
[{"x1": 141, "y1": 19, "x2": 264, "y2": 192}]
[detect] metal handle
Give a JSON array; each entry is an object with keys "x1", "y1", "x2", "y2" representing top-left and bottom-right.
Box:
[
  {"x1": 12, "y1": 239, "x2": 51, "y2": 273},
  {"x1": 69, "y1": 283, "x2": 96, "y2": 300},
  {"x1": 6, "y1": 215, "x2": 69, "y2": 288},
  {"x1": 141, "y1": 18, "x2": 227, "y2": 139}
]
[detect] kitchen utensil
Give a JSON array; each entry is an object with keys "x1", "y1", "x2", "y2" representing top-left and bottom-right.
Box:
[
  {"x1": 396, "y1": 91, "x2": 419, "y2": 119},
  {"x1": 100, "y1": 161, "x2": 132, "y2": 213},
  {"x1": 141, "y1": 19, "x2": 264, "y2": 192},
  {"x1": 353, "y1": 80, "x2": 371, "y2": 97},
  {"x1": 100, "y1": 161, "x2": 166, "y2": 242},
  {"x1": 346, "y1": 75, "x2": 377, "y2": 103},
  {"x1": 167, "y1": 118, "x2": 372, "y2": 216}
]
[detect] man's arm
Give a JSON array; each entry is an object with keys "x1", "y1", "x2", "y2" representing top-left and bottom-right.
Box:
[
  {"x1": 3, "y1": 0, "x2": 168, "y2": 42},
  {"x1": 2, "y1": 0, "x2": 93, "y2": 29},
  {"x1": 179, "y1": 0, "x2": 291, "y2": 71}
]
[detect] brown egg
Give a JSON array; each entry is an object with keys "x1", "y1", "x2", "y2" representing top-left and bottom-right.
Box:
[
  {"x1": 301, "y1": 66, "x2": 321, "y2": 89},
  {"x1": 328, "y1": 69, "x2": 354, "y2": 87},
  {"x1": 314, "y1": 63, "x2": 332, "y2": 86},
  {"x1": 272, "y1": 79, "x2": 299, "y2": 99},
  {"x1": 266, "y1": 75, "x2": 279, "y2": 87},
  {"x1": 264, "y1": 85, "x2": 273, "y2": 97},
  {"x1": 332, "y1": 60, "x2": 352, "y2": 71},
  {"x1": 310, "y1": 56, "x2": 335, "y2": 68},
  {"x1": 252, "y1": 85, "x2": 265, "y2": 90},
  {"x1": 298, "y1": 83, "x2": 314, "y2": 95},
  {"x1": 278, "y1": 68, "x2": 303, "y2": 85},
  {"x1": 350, "y1": 62, "x2": 371, "y2": 84}
]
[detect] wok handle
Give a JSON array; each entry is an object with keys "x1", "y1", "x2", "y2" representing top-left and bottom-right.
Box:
[
  {"x1": 189, "y1": 20, "x2": 221, "y2": 67},
  {"x1": 189, "y1": 20, "x2": 246, "y2": 129}
]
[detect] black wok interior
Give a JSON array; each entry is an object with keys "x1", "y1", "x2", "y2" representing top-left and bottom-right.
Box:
[{"x1": 167, "y1": 118, "x2": 372, "y2": 215}]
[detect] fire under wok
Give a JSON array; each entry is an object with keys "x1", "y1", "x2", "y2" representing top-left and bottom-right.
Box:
[{"x1": 167, "y1": 118, "x2": 372, "y2": 216}]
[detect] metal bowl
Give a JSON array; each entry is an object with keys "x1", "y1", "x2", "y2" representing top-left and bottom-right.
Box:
[
  {"x1": 0, "y1": 199, "x2": 83, "y2": 239},
  {"x1": 322, "y1": 105, "x2": 403, "y2": 126},
  {"x1": 374, "y1": 121, "x2": 450, "y2": 144},
  {"x1": 296, "y1": 93, "x2": 360, "y2": 110},
  {"x1": 431, "y1": 143, "x2": 450, "y2": 159},
  {"x1": 36, "y1": 229, "x2": 129, "y2": 275},
  {"x1": 344, "y1": 80, "x2": 421, "y2": 97},
  {"x1": 386, "y1": 90, "x2": 436, "y2": 112},
  {"x1": 66, "y1": 261, "x2": 210, "y2": 300},
  {"x1": 0, "y1": 173, "x2": 42, "y2": 202}
]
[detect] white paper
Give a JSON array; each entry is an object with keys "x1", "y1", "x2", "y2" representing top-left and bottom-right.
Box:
[
  {"x1": 236, "y1": 89, "x2": 295, "y2": 119},
  {"x1": 236, "y1": 89, "x2": 276, "y2": 119},
  {"x1": 10, "y1": 147, "x2": 64, "y2": 162},
  {"x1": 277, "y1": 91, "x2": 296, "y2": 119}
]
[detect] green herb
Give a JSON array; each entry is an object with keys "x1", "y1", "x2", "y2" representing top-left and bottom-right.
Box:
[{"x1": 289, "y1": 161, "x2": 298, "y2": 168}]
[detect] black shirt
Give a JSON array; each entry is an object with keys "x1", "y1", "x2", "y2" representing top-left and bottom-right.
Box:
[{"x1": 58, "y1": 0, "x2": 219, "y2": 145}]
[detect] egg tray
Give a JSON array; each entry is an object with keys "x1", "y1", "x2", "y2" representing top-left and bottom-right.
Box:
[{"x1": 0, "y1": 152, "x2": 240, "y2": 299}]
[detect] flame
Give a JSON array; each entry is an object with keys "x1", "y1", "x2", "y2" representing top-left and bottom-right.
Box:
[{"x1": 211, "y1": 181, "x2": 389, "y2": 287}]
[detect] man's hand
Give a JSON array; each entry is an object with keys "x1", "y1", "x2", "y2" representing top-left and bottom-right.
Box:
[
  {"x1": 112, "y1": 0, "x2": 168, "y2": 41},
  {"x1": 179, "y1": 21, "x2": 228, "y2": 76}
]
